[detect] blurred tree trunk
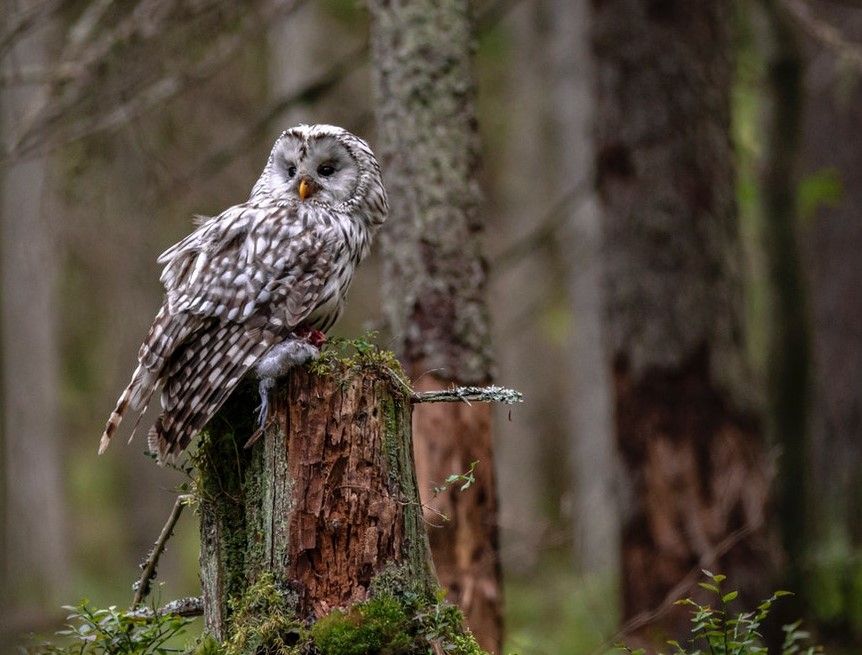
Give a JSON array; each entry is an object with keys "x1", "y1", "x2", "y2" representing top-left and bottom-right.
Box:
[
  {"x1": 797, "y1": 1, "x2": 862, "y2": 641},
  {"x1": 759, "y1": 0, "x2": 809, "y2": 598},
  {"x1": 592, "y1": 0, "x2": 779, "y2": 644},
  {"x1": 0, "y1": 19, "x2": 69, "y2": 610},
  {"x1": 492, "y1": 0, "x2": 557, "y2": 573},
  {"x1": 551, "y1": 0, "x2": 620, "y2": 578},
  {"x1": 368, "y1": 2, "x2": 501, "y2": 651}
]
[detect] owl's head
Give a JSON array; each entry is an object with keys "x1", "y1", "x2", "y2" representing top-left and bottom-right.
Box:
[{"x1": 252, "y1": 125, "x2": 387, "y2": 225}]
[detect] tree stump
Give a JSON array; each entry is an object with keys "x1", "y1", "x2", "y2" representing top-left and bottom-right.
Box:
[{"x1": 195, "y1": 351, "x2": 486, "y2": 653}]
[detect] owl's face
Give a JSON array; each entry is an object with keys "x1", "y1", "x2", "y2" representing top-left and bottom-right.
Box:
[{"x1": 256, "y1": 125, "x2": 364, "y2": 206}]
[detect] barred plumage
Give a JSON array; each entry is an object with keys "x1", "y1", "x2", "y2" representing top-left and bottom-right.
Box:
[{"x1": 100, "y1": 125, "x2": 388, "y2": 463}]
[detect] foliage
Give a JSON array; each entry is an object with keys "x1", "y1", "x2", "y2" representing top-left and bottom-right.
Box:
[
  {"x1": 433, "y1": 460, "x2": 479, "y2": 496},
  {"x1": 221, "y1": 573, "x2": 303, "y2": 655},
  {"x1": 24, "y1": 601, "x2": 193, "y2": 655},
  {"x1": 503, "y1": 557, "x2": 618, "y2": 655},
  {"x1": 619, "y1": 571, "x2": 821, "y2": 655},
  {"x1": 797, "y1": 168, "x2": 844, "y2": 224}
]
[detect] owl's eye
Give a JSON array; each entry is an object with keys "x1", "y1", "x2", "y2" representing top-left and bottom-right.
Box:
[
  {"x1": 317, "y1": 163, "x2": 335, "y2": 177},
  {"x1": 287, "y1": 165, "x2": 297, "y2": 178}
]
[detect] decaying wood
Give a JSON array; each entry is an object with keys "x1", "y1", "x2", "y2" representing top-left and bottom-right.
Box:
[{"x1": 198, "y1": 364, "x2": 437, "y2": 639}]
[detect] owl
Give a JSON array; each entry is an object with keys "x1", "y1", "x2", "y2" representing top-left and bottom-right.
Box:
[{"x1": 99, "y1": 124, "x2": 388, "y2": 463}]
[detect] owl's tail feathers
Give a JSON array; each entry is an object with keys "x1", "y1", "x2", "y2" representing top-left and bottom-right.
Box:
[
  {"x1": 147, "y1": 326, "x2": 271, "y2": 465},
  {"x1": 98, "y1": 364, "x2": 159, "y2": 455}
]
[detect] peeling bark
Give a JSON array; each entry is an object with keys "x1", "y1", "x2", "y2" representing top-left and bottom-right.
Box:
[{"x1": 198, "y1": 365, "x2": 436, "y2": 639}]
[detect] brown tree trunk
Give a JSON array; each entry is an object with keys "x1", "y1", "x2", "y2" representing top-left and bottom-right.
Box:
[
  {"x1": 592, "y1": 0, "x2": 780, "y2": 645},
  {"x1": 369, "y1": 1, "x2": 502, "y2": 652},
  {"x1": 198, "y1": 364, "x2": 437, "y2": 639}
]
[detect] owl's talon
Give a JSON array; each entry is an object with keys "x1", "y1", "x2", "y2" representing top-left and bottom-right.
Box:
[{"x1": 256, "y1": 377, "x2": 276, "y2": 431}]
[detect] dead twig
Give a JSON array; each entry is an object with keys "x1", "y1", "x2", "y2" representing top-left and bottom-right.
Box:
[
  {"x1": 411, "y1": 385, "x2": 523, "y2": 405},
  {"x1": 131, "y1": 494, "x2": 193, "y2": 609},
  {"x1": 126, "y1": 596, "x2": 203, "y2": 620},
  {"x1": 589, "y1": 525, "x2": 756, "y2": 655},
  {"x1": 782, "y1": 0, "x2": 862, "y2": 71}
]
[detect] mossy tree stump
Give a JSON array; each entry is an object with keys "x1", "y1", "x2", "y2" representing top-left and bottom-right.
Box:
[{"x1": 195, "y1": 351, "x2": 484, "y2": 653}]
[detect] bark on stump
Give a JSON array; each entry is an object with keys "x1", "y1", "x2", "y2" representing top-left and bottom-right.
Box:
[{"x1": 196, "y1": 360, "x2": 447, "y2": 646}]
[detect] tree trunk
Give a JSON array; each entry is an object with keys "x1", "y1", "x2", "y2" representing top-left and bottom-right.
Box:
[
  {"x1": 798, "y1": 1, "x2": 862, "y2": 642},
  {"x1": 368, "y1": 2, "x2": 502, "y2": 651},
  {"x1": 491, "y1": 0, "x2": 558, "y2": 574},
  {"x1": 0, "y1": 16, "x2": 68, "y2": 610},
  {"x1": 551, "y1": 0, "x2": 620, "y2": 578},
  {"x1": 198, "y1": 363, "x2": 437, "y2": 639},
  {"x1": 759, "y1": 0, "x2": 809, "y2": 602},
  {"x1": 592, "y1": 0, "x2": 780, "y2": 644}
]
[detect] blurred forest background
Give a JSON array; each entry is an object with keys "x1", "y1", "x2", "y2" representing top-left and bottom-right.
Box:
[{"x1": 1, "y1": 0, "x2": 861, "y2": 653}]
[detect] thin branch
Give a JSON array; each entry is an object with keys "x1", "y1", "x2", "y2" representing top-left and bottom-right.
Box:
[
  {"x1": 490, "y1": 182, "x2": 589, "y2": 276},
  {"x1": 782, "y1": 0, "x2": 862, "y2": 70},
  {"x1": 411, "y1": 385, "x2": 523, "y2": 405},
  {"x1": 5, "y1": 0, "x2": 305, "y2": 162},
  {"x1": 589, "y1": 525, "x2": 755, "y2": 655},
  {"x1": 161, "y1": 40, "x2": 368, "y2": 200},
  {"x1": 162, "y1": 0, "x2": 520, "y2": 198},
  {"x1": 126, "y1": 596, "x2": 204, "y2": 620},
  {"x1": 0, "y1": 0, "x2": 67, "y2": 58},
  {"x1": 131, "y1": 494, "x2": 193, "y2": 609}
]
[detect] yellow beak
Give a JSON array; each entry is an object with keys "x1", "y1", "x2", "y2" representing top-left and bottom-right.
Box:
[{"x1": 298, "y1": 177, "x2": 312, "y2": 201}]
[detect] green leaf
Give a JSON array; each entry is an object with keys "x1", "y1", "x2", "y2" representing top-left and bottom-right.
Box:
[
  {"x1": 797, "y1": 167, "x2": 843, "y2": 224},
  {"x1": 722, "y1": 591, "x2": 739, "y2": 603}
]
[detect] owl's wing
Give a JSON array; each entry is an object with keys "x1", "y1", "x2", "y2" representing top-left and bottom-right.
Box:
[
  {"x1": 100, "y1": 202, "x2": 337, "y2": 460},
  {"x1": 159, "y1": 202, "x2": 333, "y2": 325}
]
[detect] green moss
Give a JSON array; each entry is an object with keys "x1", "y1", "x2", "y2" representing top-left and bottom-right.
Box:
[
  {"x1": 309, "y1": 333, "x2": 407, "y2": 382},
  {"x1": 222, "y1": 573, "x2": 304, "y2": 655},
  {"x1": 189, "y1": 634, "x2": 223, "y2": 655},
  {"x1": 311, "y1": 595, "x2": 413, "y2": 655},
  {"x1": 311, "y1": 591, "x2": 485, "y2": 655},
  {"x1": 199, "y1": 571, "x2": 485, "y2": 655}
]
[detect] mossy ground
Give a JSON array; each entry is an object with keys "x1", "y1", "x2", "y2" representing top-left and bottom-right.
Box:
[{"x1": 197, "y1": 568, "x2": 486, "y2": 655}]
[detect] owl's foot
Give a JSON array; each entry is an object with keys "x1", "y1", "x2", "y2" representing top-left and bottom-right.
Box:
[
  {"x1": 255, "y1": 377, "x2": 276, "y2": 432},
  {"x1": 250, "y1": 335, "x2": 322, "y2": 441}
]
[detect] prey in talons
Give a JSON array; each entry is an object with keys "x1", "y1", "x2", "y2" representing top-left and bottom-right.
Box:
[{"x1": 253, "y1": 327, "x2": 327, "y2": 435}]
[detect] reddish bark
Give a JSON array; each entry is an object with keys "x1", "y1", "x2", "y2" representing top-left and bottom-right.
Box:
[
  {"x1": 412, "y1": 373, "x2": 502, "y2": 651},
  {"x1": 198, "y1": 366, "x2": 436, "y2": 638}
]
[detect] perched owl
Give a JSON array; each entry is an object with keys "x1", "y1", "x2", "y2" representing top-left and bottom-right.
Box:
[{"x1": 99, "y1": 124, "x2": 388, "y2": 463}]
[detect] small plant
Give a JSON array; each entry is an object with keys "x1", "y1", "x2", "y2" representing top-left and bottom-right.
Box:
[
  {"x1": 433, "y1": 460, "x2": 479, "y2": 496},
  {"x1": 619, "y1": 571, "x2": 822, "y2": 655},
  {"x1": 24, "y1": 600, "x2": 192, "y2": 655}
]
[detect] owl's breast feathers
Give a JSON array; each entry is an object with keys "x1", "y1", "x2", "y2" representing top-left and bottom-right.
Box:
[{"x1": 100, "y1": 199, "x2": 368, "y2": 462}]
